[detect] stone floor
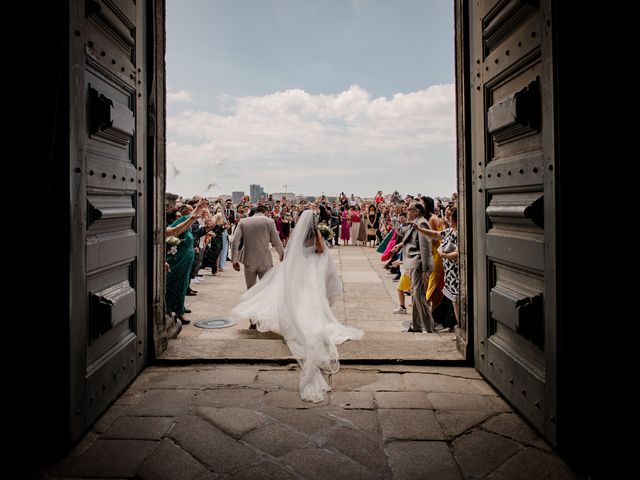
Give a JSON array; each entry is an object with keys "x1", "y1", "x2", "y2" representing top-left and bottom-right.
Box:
[
  {"x1": 160, "y1": 245, "x2": 462, "y2": 361},
  {"x1": 42, "y1": 364, "x2": 576, "y2": 479}
]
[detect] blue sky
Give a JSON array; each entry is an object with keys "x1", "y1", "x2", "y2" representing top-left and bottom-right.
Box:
[{"x1": 166, "y1": 0, "x2": 455, "y2": 198}]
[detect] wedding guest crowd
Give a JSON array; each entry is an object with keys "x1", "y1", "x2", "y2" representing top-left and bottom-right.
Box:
[{"x1": 165, "y1": 189, "x2": 458, "y2": 332}]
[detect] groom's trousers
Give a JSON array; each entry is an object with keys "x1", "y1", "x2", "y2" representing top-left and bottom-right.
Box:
[
  {"x1": 244, "y1": 264, "x2": 271, "y2": 289},
  {"x1": 410, "y1": 267, "x2": 435, "y2": 332}
]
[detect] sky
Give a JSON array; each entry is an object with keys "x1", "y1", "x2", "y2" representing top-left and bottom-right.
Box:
[{"x1": 166, "y1": 0, "x2": 455, "y2": 198}]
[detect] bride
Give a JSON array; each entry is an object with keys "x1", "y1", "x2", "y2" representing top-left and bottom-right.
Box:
[{"x1": 230, "y1": 209, "x2": 364, "y2": 402}]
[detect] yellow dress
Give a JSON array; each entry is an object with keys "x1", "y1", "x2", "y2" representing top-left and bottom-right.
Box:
[{"x1": 426, "y1": 222, "x2": 445, "y2": 308}]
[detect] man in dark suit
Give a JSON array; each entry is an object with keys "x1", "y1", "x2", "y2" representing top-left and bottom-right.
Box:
[
  {"x1": 330, "y1": 202, "x2": 340, "y2": 246},
  {"x1": 224, "y1": 198, "x2": 236, "y2": 234}
]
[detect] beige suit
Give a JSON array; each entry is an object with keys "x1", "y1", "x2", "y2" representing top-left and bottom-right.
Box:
[
  {"x1": 231, "y1": 213, "x2": 285, "y2": 289},
  {"x1": 402, "y1": 216, "x2": 435, "y2": 332}
]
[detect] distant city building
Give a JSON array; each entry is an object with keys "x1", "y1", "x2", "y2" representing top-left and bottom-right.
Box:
[
  {"x1": 231, "y1": 191, "x2": 244, "y2": 204},
  {"x1": 249, "y1": 184, "x2": 266, "y2": 203},
  {"x1": 271, "y1": 192, "x2": 296, "y2": 201}
]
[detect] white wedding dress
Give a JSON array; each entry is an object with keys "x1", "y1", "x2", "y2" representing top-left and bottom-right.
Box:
[{"x1": 230, "y1": 210, "x2": 364, "y2": 402}]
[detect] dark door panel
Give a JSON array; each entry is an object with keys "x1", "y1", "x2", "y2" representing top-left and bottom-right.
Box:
[
  {"x1": 69, "y1": 0, "x2": 147, "y2": 443},
  {"x1": 469, "y1": 0, "x2": 557, "y2": 444}
]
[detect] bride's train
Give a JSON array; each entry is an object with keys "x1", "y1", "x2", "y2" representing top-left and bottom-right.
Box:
[{"x1": 230, "y1": 210, "x2": 363, "y2": 402}]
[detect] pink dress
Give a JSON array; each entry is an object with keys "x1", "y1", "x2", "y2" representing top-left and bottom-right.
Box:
[{"x1": 340, "y1": 211, "x2": 350, "y2": 241}]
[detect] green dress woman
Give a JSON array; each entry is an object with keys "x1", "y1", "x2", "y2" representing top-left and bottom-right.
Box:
[{"x1": 166, "y1": 215, "x2": 195, "y2": 321}]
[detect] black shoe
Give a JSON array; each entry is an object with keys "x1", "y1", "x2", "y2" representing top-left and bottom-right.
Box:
[
  {"x1": 175, "y1": 315, "x2": 190, "y2": 325},
  {"x1": 186, "y1": 291, "x2": 197, "y2": 296},
  {"x1": 407, "y1": 327, "x2": 422, "y2": 333},
  {"x1": 248, "y1": 321, "x2": 257, "y2": 330},
  {"x1": 184, "y1": 308, "x2": 192, "y2": 313}
]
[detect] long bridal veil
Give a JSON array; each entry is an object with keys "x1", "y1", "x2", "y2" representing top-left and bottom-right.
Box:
[{"x1": 230, "y1": 210, "x2": 364, "y2": 402}]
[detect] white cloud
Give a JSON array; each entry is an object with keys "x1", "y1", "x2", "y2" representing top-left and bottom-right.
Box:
[
  {"x1": 167, "y1": 84, "x2": 456, "y2": 196},
  {"x1": 167, "y1": 87, "x2": 194, "y2": 104}
]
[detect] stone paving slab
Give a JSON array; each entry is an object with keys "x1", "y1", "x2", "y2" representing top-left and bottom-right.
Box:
[
  {"x1": 403, "y1": 372, "x2": 489, "y2": 394},
  {"x1": 197, "y1": 407, "x2": 271, "y2": 439},
  {"x1": 264, "y1": 390, "x2": 330, "y2": 409},
  {"x1": 53, "y1": 439, "x2": 158, "y2": 478},
  {"x1": 168, "y1": 416, "x2": 257, "y2": 474},
  {"x1": 145, "y1": 368, "x2": 259, "y2": 388},
  {"x1": 357, "y1": 365, "x2": 483, "y2": 378},
  {"x1": 330, "y1": 391, "x2": 375, "y2": 409},
  {"x1": 482, "y1": 412, "x2": 553, "y2": 451},
  {"x1": 42, "y1": 364, "x2": 576, "y2": 480},
  {"x1": 344, "y1": 320, "x2": 407, "y2": 332},
  {"x1": 321, "y1": 408, "x2": 381, "y2": 435},
  {"x1": 378, "y1": 409, "x2": 446, "y2": 441},
  {"x1": 282, "y1": 446, "x2": 385, "y2": 480},
  {"x1": 353, "y1": 372, "x2": 404, "y2": 391},
  {"x1": 138, "y1": 438, "x2": 211, "y2": 480},
  {"x1": 435, "y1": 410, "x2": 495, "y2": 438},
  {"x1": 243, "y1": 423, "x2": 310, "y2": 457},
  {"x1": 340, "y1": 270, "x2": 382, "y2": 283},
  {"x1": 452, "y1": 429, "x2": 522, "y2": 478},
  {"x1": 125, "y1": 389, "x2": 201, "y2": 416},
  {"x1": 193, "y1": 388, "x2": 265, "y2": 408},
  {"x1": 386, "y1": 441, "x2": 463, "y2": 480},
  {"x1": 321, "y1": 425, "x2": 389, "y2": 474},
  {"x1": 341, "y1": 283, "x2": 388, "y2": 296},
  {"x1": 93, "y1": 405, "x2": 128, "y2": 434},
  {"x1": 227, "y1": 462, "x2": 297, "y2": 480},
  {"x1": 259, "y1": 405, "x2": 338, "y2": 436},
  {"x1": 487, "y1": 447, "x2": 576, "y2": 480},
  {"x1": 256, "y1": 369, "x2": 302, "y2": 390},
  {"x1": 375, "y1": 391, "x2": 433, "y2": 409},
  {"x1": 427, "y1": 391, "x2": 499, "y2": 411},
  {"x1": 101, "y1": 416, "x2": 174, "y2": 440},
  {"x1": 327, "y1": 370, "x2": 380, "y2": 390}
]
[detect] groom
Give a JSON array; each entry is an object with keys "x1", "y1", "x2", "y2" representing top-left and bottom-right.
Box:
[{"x1": 232, "y1": 204, "x2": 285, "y2": 292}]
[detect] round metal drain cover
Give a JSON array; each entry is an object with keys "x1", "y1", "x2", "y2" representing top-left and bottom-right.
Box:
[{"x1": 194, "y1": 318, "x2": 237, "y2": 329}]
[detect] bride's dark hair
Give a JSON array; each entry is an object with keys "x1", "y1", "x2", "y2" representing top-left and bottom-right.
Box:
[{"x1": 304, "y1": 212, "x2": 319, "y2": 244}]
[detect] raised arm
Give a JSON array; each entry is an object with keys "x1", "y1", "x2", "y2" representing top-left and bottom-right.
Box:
[
  {"x1": 410, "y1": 222, "x2": 442, "y2": 240},
  {"x1": 166, "y1": 199, "x2": 208, "y2": 236},
  {"x1": 166, "y1": 213, "x2": 198, "y2": 236}
]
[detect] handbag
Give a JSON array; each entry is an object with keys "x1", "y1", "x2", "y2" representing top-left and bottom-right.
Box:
[
  {"x1": 367, "y1": 227, "x2": 377, "y2": 236},
  {"x1": 441, "y1": 239, "x2": 456, "y2": 253}
]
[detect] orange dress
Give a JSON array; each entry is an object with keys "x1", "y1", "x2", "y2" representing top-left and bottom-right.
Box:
[{"x1": 426, "y1": 222, "x2": 445, "y2": 308}]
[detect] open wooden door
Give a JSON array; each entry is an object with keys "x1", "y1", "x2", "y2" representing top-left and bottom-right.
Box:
[
  {"x1": 467, "y1": 0, "x2": 557, "y2": 445},
  {"x1": 68, "y1": 0, "x2": 149, "y2": 443}
]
